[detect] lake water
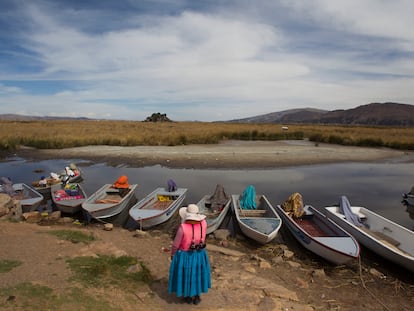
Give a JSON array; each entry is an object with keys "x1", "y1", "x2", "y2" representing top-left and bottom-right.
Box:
[{"x1": 1, "y1": 156, "x2": 413, "y2": 230}]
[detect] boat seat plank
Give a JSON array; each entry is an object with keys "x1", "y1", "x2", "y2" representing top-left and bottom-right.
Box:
[
  {"x1": 95, "y1": 194, "x2": 122, "y2": 204},
  {"x1": 360, "y1": 227, "x2": 400, "y2": 246},
  {"x1": 358, "y1": 226, "x2": 412, "y2": 255},
  {"x1": 372, "y1": 231, "x2": 400, "y2": 247},
  {"x1": 239, "y1": 209, "x2": 267, "y2": 217}
]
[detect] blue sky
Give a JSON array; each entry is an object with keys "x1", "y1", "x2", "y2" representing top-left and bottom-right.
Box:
[{"x1": 0, "y1": 0, "x2": 413, "y2": 121}]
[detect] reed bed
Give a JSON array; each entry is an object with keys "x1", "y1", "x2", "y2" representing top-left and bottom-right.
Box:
[{"x1": 0, "y1": 120, "x2": 413, "y2": 150}]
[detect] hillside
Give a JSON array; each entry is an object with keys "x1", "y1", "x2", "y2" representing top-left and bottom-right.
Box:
[
  {"x1": 229, "y1": 102, "x2": 414, "y2": 126},
  {"x1": 1, "y1": 102, "x2": 413, "y2": 126},
  {"x1": 0, "y1": 114, "x2": 90, "y2": 121}
]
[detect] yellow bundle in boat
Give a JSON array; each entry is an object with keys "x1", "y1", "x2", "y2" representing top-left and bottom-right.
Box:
[{"x1": 158, "y1": 195, "x2": 172, "y2": 202}]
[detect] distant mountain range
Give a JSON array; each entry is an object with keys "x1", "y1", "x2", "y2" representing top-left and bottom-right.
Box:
[
  {"x1": 0, "y1": 114, "x2": 90, "y2": 121},
  {"x1": 228, "y1": 102, "x2": 414, "y2": 126},
  {"x1": 0, "y1": 102, "x2": 413, "y2": 126}
]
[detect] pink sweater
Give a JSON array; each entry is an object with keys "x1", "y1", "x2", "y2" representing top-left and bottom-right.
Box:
[{"x1": 171, "y1": 220, "x2": 207, "y2": 256}]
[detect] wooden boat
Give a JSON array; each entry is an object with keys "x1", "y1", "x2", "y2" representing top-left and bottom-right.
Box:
[
  {"x1": 32, "y1": 165, "x2": 83, "y2": 197},
  {"x1": 82, "y1": 183, "x2": 138, "y2": 222},
  {"x1": 275, "y1": 196, "x2": 360, "y2": 265},
  {"x1": 0, "y1": 182, "x2": 44, "y2": 213},
  {"x1": 231, "y1": 193, "x2": 282, "y2": 244},
  {"x1": 196, "y1": 184, "x2": 231, "y2": 235},
  {"x1": 325, "y1": 196, "x2": 414, "y2": 272},
  {"x1": 51, "y1": 183, "x2": 87, "y2": 215},
  {"x1": 128, "y1": 187, "x2": 187, "y2": 230}
]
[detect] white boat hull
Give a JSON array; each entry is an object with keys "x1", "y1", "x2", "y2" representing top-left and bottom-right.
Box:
[
  {"x1": 275, "y1": 204, "x2": 360, "y2": 265},
  {"x1": 232, "y1": 194, "x2": 282, "y2": 245},
  {"x1": 33, "y1": 169, "x2": 83, "y2": 198},
  {"x1": 325, "y1": 205, "x2": 414, "y2": 272},
  {"x1": 0, "y1": 183, "x2": 44, "y2": 213},
  {"x1": 128, "y1": 188, "x2": 187, "y2": 229},
  {"x1": 51, "y1": 183, "x2": 87, "y2": 215},
  {"x1": 82, "y1": 184, "x2": 138, "y2": 220},
  {"x1": 197, "y1": 195, "x2": 231, "y2": 235}
]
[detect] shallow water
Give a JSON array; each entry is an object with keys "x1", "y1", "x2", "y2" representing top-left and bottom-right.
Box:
[{"x1": 1, "y1": 156, "x2": 413, "y2": 230}]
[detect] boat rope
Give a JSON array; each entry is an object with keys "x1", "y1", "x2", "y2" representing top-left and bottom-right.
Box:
[
  {"x1": 92, "y1": 216, "x2": 110, "y2": 225},
  {"x1": 358, "y1": 255, "x2": 391, "y2": 311}
]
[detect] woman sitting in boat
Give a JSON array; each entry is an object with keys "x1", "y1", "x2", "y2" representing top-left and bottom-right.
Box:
[
  {"x1": 282, "y1": 192, "x2": 305, "y2": 218},
  {"x1": 69, "y1": 163, "x2": 80, "y2": 176},
  {"x1": 111, "y1": 175, "x2": 131, "y2": 197}
]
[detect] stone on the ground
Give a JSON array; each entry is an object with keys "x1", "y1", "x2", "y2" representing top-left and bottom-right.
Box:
[
  {"x1": 22, "y1": 211, "x2": 42, "y2": 223},
  {"x1": 312, "y1": 268, "x2": 326, "y2": 279},
  {"x1": 207, "y1": 243, "x2": 246, "y2": 257},
  {"x1": 48, "y1": 211, "x2": 61, "y2": 220},
  {"x1": 0, "y1": 193, "x2": 14, "y2": 209},
  {"x1": 283, "y1": 249, "x2": 294, "y2": 259},
  {"x1": 134, "y1": 229, "x2": 149, "y2": 237},
  {"x1": 104, "y1": 223, "x2": 114, "y2": 231},
  {"x1": 58, "y1": 217, "x2": 74, "y2": 223},
  {"x1": 214, "y1": 229, "x2": 231, "y2": 241}
]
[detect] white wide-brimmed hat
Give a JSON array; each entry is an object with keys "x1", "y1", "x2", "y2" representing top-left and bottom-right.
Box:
[{"x1": 179, "y1": 204, "x2": 206, "y2": 222}]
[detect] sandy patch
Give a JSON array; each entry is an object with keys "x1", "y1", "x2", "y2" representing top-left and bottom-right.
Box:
[{"x1": 14, "y1": 140, "x2": 413, "y2": 169}]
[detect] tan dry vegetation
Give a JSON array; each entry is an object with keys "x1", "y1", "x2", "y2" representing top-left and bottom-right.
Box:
[{"x1": 0, "y1": 120, "x2": 413, "y2": 150}]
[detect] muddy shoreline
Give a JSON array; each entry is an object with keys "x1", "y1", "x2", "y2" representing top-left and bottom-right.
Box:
[{"x1": 10, "y1": 140, "x2": 414, "y2": 169}]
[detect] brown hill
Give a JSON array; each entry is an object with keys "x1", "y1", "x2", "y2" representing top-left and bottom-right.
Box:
[
  {"x1": 320, "y1": 102, "x2": 414, "y2": 126},
  {"x1": 229, "y1": 102, "x2": 414, "y2": 126},
  {"x1": 1, "y1": 102, "x2": 413, "y2": 126},
  {"x1": 0, "y1": 114, "x2": 90, "y2": 121}
]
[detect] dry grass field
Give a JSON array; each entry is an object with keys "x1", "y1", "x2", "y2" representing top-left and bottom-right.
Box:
[{"x1": 0, "y1": 120, "x2": 413, "y2": 150}]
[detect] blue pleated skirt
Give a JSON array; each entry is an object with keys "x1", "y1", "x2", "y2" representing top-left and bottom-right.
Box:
[{"x1": 168, "y1": 249, "x2": 211, "y2": 297}]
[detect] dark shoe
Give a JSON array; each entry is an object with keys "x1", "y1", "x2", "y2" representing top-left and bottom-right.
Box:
[
  {"x1": 184, "y1": 297, "x2": 192, "y2": 304},
  {"x1": 193, "y1": 296, "x2": 201, "y2": 305}
]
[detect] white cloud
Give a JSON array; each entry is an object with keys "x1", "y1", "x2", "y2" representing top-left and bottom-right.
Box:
[{"x1": 0, "y1": 1, "x2": 413, "y2": 121}]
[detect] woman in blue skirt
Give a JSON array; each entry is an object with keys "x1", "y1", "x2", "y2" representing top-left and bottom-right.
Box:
[{"x1": 168, "y1": 204, "x2": 211, "y2": 305}]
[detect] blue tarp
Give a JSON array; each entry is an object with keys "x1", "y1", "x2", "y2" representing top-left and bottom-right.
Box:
[{"x1": 240, "y1": 185, "x2": 256, "y2": 210}]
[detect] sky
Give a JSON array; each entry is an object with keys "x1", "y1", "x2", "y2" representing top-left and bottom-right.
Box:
[{"x1": 0, "y1": 0, "x2": 413, "y2": 121}]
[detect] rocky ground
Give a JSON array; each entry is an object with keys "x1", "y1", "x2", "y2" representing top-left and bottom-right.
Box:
[
  {"x1": 1, "y1": 140, "x2": 414, "y2": 310},
  {"x1": 0, "y1": 216, "x2": 413, "y2": 311}
]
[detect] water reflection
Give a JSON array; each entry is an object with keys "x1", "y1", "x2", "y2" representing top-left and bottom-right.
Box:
[{"x1": 1, "y1": 156, "x2": 413, "y2": 229}]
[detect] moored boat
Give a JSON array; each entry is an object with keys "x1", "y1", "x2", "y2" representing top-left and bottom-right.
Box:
[
  {"x1": 51, "y1": 183, "x2": 87, "y2": 215},
  {"x1": 196, "y1": 184, "x2": 231, "y2": 235},
  {"x1": 275, "y1": 193, "x2": 360, "y2": 265},
  {"x1": 231, "y1": 185, "x2": 282, "y2": 244},
  {"x1": 0, "y1": 179, "x2": 44, "y2": 213},
  {"x1": 82, "y1": 176, "x2": 138, "y2": 225},
  {"x1": 32, "y1": 163, "x2": 83, "y2": 198},
  {"x1": 128, "y1": 185, "x2": 187, "y2": 230},
  {"x1": 325, "y1": 196, "x2": 414, "y2": 272}
]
